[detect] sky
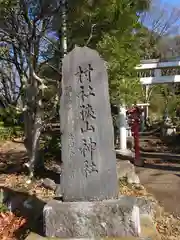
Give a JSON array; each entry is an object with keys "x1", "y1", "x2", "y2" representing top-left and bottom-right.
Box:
[
  {"x1": 143, "y1": 0, "x2": 180, "y2": 35},
  {"x1": 161, "y1": 0, "x2": 179, "y2": 5}
]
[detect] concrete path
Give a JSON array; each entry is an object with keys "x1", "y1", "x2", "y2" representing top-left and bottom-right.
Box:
[{"x1": 136, "y1": 152, "x2": 180, "y2": 217}]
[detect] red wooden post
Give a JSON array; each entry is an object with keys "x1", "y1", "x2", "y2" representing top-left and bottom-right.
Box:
[
  {"x1": 127, "y1": 106, "x2": 144, "y2": 167},
  {"x1": 132, "y1": 117, "x2": 141, "y2": 166}
]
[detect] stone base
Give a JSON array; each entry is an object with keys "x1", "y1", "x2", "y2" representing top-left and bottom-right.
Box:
[
  {"x1": 43, "y1": 197, "x2": 141, "y2": 238},
  {"x1": 27, "y1": 216, "x2": 160, "y2": 239},
  {"x1": 26, "y1": 233, "x2": 157, "y2": 240}
]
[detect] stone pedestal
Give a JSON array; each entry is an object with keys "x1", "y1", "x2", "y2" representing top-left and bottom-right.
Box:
[{"x1": 43, "y1": 197, "x2": 141, "y2": 238}]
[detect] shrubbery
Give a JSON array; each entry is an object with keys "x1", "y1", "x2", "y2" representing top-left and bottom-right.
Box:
[
  {"x1": 41, "y1": 132, "x2": 61, "y2": 159},
  {"x1": 0, "y1": 107, "x2": 23, "y2": 140}
]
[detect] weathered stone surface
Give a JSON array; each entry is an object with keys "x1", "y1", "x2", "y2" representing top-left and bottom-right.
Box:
[
  {"x1": 26, "y1": 232, "x2": 154, "y2": 240},
  {"x1": 60, "y1": 46, "x2": 117, "y2": 201},
  {"x1": 52, "y1": 164, "x2": 61, "y2": 174},
  {"x1": 115, "y1": 196, "x2": 155, "y2": 218},
  {"x1": 25, "y1": 232, "x2": 154, "y2": 240},
  {"x1": 140, "y1": 215, "x2": 161, "y2": 240},
  {"x1": 127, "y1": 172, "x2": 140, "y2": 185},
  {"x1": 42, "y1": 178, "x2": 57, "y2": 191},
  {"x1": 135, "y1": 197, "x2": 155, "y2": 218},
  {"x1": 43, "y1": 198, "x2": 140, "y2": 238},
  {"x1": 116, "y1": 161, "x2": 135, "y2": 180},
  {"x1": 116, "y1": 149, "x2": 135, "y2": 161},
  {"x1": 55, "y1": 184, "x2": 62, "y2": 198},
  {"x1": 116, "y1": 161, "x2": 140, "y2": 185}
]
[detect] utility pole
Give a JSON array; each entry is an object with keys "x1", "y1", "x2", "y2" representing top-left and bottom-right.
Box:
[
  {"x1": 145, "y1": 85, "x2": 149, "y2": 121},
  {"x1": 116, "y1": 77, "x2": 134, "y2": 159},
  {"x1": 56, "y1": 0, "x2": 68, "y2": 198},
  {"x1": 119, "y1": 104, "x2": 127, "y2": 151},
  {"x1": 57, "y1": 0, "x2": 67, "y2": 95},
  {"x1": 61, "y1": 0, "x2": 67, "y2": 57}
]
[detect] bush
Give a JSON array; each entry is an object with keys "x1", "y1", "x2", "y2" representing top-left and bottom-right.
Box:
[
  {"x1": 41, "y1": 132, "x2": 61, "y2": 159},
  {"x1": 0, "y1": 106, "x2": 23, "y2": 126},
  {"x1": 0, "y1": 203, "x2": 8, "y2": 213},
  {"x1": 0, "y1": 107, "x2": 23, "y2": 140},
  {"x1": 0, "y1": 190, "x2": 8, "y2": 213}
]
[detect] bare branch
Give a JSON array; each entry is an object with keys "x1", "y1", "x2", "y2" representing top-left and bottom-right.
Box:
[
  {"x1": 85, "y1": 24, "x2": 96, "y2": 46},
  {"x1": 140, "y1": 2, "x2": 180, "y2": 36}
]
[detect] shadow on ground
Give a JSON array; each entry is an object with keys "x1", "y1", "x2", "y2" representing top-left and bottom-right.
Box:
[
  {"x1": 1, "y1": 186, "x2": 46, "y2": 239},
  {"x1": 143, "y1": 162, "x2": 180, "y2": 172},
  {"x1": 0, "y1": 148, "x2": 60, "y2": 184}
]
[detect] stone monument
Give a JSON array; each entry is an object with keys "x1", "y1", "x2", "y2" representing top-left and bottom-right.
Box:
[
  {"x1": 60, "y1": 46, "x2": 118, "y2": 201},
  {"x1": 43, "y1": 47, "x2": 141, "y2": 238}
]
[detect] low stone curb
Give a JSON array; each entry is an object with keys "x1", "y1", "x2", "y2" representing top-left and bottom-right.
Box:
[{"x1": 25, "y1": 234, "x2": 154, "y2": 240}]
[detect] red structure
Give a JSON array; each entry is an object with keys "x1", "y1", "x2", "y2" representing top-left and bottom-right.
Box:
[{"x1": 127, "y1": 106, "x2": 144, "y2": 167}]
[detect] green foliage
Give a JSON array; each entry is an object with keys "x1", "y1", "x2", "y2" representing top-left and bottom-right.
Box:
[
  {"x1": 95, "y1": 1, "x2": 147, "y2": 105},
  {"x1": 0, "y1": 107, "x2": 23, "y2": 140},
  {"x1": 149, "y1": 84, "x2": 180, "y2": 120},
  {"x1": 137, "y1": 27, "x2": 162, "y2": 59},
  {"x1": 0, "y1": 0, "x2": 157, "y2": 143},
  {"x1": 0, "y1": 45, "x2": 9, "y2": 58},
  {"x1": 0, "y1": 125, "x2": 14, "y2": 140},
  {"x1": 1, "y1": 0, "x2": 150, "y2": 110},
  {"x1": 98, "y1": 33, "x2": 142, "y2": 105},
  {"x1": 0, "y1": 189, "x2": 8, "y2": 212},
  {"x1": 0, "y1": 203, "x2": 8, "y2": 213},
  {"x1": 66, "y1": 0, "x2": 150, "y2": 48},
  {"x1": 0, "y1": 0, "x2": 17, "y2": 15},
  {"x1": 52, "y1": 0, "x2": 149, "y2": 106},
  {"x1": 0, "y1": 107, "x2": 22, "y2": 127},
  {"x1": 0, "y1": 124, "x2": 23, "y2": 140},
  {"x1": 41, "y1": 133, "x2": 61, "y2": 158}
]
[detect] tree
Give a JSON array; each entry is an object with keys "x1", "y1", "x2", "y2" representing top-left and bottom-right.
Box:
[
  {"x1": 51, "y1": 0, "x2": 150, "y2": 106},
  {"x1": 98, "y1": 34, "x2": 143, "y2": 106},
  {"x1": 0, "y1": 0, "x2": 151, "y2": 178},
  {"x1": 139, "y1": 0, "x2": 180, "y2": 59},
  {"x1": 96, "y1": 1, "x2": 149, "y2": 105},
  {"x1": 0, "y1": 0, "x2": 62, "y2": 178},
  {"x1": 0, "y1": 61, "x2": 21, "y2": 106}
]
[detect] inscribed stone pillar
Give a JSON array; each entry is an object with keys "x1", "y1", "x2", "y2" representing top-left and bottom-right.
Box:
[{"x1": 60, "y1": 46, "x2": 118, "y2": 201}]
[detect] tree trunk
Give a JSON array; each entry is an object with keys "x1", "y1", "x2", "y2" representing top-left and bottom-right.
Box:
[
  {"x1": 27, "y1": 110, "x2": 42, "y2": 178},
  {"x1": 23, "y1": 82, "x2": 43, "y2": 179}
]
